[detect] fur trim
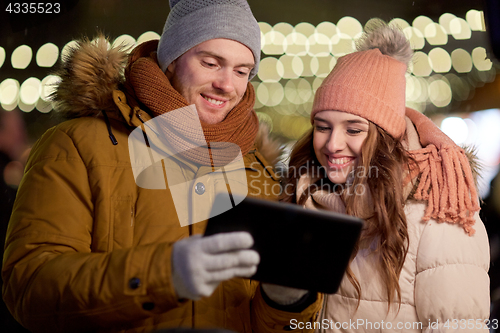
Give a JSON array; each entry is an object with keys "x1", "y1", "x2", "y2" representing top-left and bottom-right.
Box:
[
  {"x1": 50, "y1": 35, "x2": 129, "y2": 119},
  {"x1": 254, "y1": 122, "x2": 283, "y2": 167},
  {"x1": 463, "y1": 145, "x2": 483, "y2": 197},
  {"x1": 356, "y1": 19, "x2": 413, "y2": 69}
]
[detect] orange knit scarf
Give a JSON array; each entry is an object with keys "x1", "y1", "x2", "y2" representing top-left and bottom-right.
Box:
[
  {"x1": 404, "y1": 108, "x2": 480, "y2": 235},
  {"x1": 123, "y1": 40, "x2": 259, "y2": 166}
]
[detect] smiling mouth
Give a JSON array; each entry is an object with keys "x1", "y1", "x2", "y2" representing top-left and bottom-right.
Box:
[
  {"x1": 202, "y1": 94, "x2": 225, "y2": 106},
  {"x1": 328, "y1": 157, "x2": 353, "y2": 165}
]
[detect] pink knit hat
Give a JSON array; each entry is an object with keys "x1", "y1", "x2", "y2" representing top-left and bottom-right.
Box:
[{"x1": 311, "y1": 23, "x2": 412, "y2": 139}]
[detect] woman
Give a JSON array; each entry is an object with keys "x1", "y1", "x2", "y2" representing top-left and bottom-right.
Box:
[{"x1": 281, "y1": 20, "x2": 491, "y2": 332}]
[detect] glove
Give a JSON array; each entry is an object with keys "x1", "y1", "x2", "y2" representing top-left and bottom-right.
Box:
[
  {"x1": 261, "y1": 283, "x2": 309, "y2": 305},
  {"x1": 172, "y1": 232, "x2": 259, "y2": 300}
]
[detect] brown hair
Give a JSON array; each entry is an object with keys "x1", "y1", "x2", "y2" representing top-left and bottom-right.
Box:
[{"x1": 280, "y1": 122, "x2": 412, "y2": 310}]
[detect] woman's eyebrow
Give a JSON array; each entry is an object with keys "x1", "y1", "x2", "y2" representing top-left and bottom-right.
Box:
[
  {"x1": 346, "y1": 119, "x2": 369, "y2": 125},
  {"x1": 314, "y1": 117, "x2": 368, "y2": 125},
  {"x1": 313, "y1": 116, "x2": 327, "y2": 122}
]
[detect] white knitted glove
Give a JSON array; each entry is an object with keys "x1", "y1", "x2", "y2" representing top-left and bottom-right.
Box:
[
  {"x1": 261, "y1": 283, "x2": 309, "y2": 305},
  {"x1": 172, "y1": 232, "x2": 259, "y2": 300}
]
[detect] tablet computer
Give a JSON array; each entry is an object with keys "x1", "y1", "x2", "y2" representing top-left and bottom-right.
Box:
[{"x1": 204, "y1": 194, "x2": 364, "y2": 294}]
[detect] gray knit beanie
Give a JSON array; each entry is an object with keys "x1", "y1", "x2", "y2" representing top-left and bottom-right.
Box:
[{"x1": 157, "y1": 0, "x2": 261, "y2": 80}]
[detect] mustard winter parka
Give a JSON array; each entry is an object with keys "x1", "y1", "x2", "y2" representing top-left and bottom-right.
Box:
[{"x1": 2, "y1": 38, "x2": 322, "y2": 333}]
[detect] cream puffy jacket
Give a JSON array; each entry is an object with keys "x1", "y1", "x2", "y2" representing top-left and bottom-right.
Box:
[{"x1": 317, "y1": 201, "x2": 490, "y2": 333}]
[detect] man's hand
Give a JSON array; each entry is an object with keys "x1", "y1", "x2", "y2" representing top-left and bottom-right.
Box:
[
  {"x1": 172, "y1": 232, "x2": 259, "y2": 300},
  {"x1": 261, "y1": 283, "x2": 309, "y2": 305}
]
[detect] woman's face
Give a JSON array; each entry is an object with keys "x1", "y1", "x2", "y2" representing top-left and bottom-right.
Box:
[{"x1": 313, "y1": 110, "x2": 369, "y2": 184}]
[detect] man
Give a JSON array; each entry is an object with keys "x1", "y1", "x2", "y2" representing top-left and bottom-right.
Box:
[{"x1": 2, "y1": 0, "x2": 322, "y2": 332}]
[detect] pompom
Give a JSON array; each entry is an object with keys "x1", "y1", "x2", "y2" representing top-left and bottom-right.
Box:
[{"x1": 356, "y1": 18, "x2": 413, "y2": 69}]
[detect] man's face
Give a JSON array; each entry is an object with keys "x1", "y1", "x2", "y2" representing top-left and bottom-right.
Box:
[{"x1": 166, "y1": 38, "x2": 255, "y2": 125}]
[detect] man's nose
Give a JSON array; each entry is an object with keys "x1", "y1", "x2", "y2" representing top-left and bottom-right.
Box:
[{"x1": 213, "y1": 69, "x2": 234, "y2": 93}]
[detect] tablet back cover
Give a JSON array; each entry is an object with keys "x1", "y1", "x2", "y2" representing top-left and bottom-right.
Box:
[{"x1": 204, "y1": 194, "x2": 364, "y2": 294}]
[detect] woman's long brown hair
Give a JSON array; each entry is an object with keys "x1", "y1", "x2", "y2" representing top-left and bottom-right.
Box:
[{"x1": 280, "y1": 122, "x2": 412, "y2": 311}]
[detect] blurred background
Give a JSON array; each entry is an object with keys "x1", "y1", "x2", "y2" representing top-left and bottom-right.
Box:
[{"x1": 0, "y1": 0, "x2": 499, "y2": 331}]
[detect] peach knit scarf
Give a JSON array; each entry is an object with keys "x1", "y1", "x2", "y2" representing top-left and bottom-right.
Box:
[
  {"x1": 123, "y1": 40, "x2": 259, "y2": 167},
  {"x1": 404, "y1": 108, "x2": 480, "y2": 235}
]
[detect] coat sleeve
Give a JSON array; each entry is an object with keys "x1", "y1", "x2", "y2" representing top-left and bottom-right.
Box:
[
  {"x1": 250, "y1": 286, "x2": 323, "y2": 333},
  {"x1": 414, "y1": 212, "x2": 490, "y2": 332},
  {"x1": 2, "y1": 127, "x2": 183, "y2": 333}
]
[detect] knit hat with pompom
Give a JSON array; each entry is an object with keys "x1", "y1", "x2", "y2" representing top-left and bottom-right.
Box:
[
  {"x1": 157, "y1": 0, "x2": 261, "y2": 80},
  {"x1": 311, "y1": 19, "x2": 413, "y2": 139}
]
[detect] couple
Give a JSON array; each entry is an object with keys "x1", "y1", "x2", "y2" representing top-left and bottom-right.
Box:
[{"x1": 2, "y1": 0, "x2": 489, "y2": 332}]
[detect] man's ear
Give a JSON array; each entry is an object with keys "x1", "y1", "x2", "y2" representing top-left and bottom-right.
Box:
[{"x1": 165, "y1": 61, "x2": 176, "y2": 79}]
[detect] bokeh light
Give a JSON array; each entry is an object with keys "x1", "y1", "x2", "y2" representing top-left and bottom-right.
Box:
[
  {"x1": 61, "y1": 40, "x2": 78, "y2": 60},
  {"x1": 40, "y1": 75, "x2": 60, "y2": 101},
  {"x1": 263, "y1": 30, "x2": 286, "y2": 55},
  {"x1": 257, "y1": 57, "x2": 284, "y2": 82},
  {"x1": 0, "y1": 47, "x2": 5, "y2": 68},
  {"x1": 424, "y1": 23, "x2": 448, "y2": 45},
  {"x1": 337, "y1": 17, "x2": 362, "y2": 39},
  {"x1": 11, "y1": 45, "x2": 32, "y2": 69},
  {"x1": 310, "y1": 56, "x2": 335, "y2": 78},
  {"x1": 407, "y1": 76, "x2": 430, "y2": 103},
  {"x1": 259, "y1": 22, "x2": 273, "y2": 35},
  {"x1": 256, "y1": 112, "x2": 273, "y2": 131},
  {"x1": 112, "y1": 34, "x2": 136, "y2": 52},
  {"x1": 413, "y1": 16, "x2": 434, "y2": 36},
  {"x1": 308, "y1": 33, "x2": 330, "y2": 57},
  {"x1": 285, "y1": 78, "x2": 312, "y2": 106},
  {"x1": 439, "y1": 13, "x2": 457, "y2": 34},
  {"x1": 20, "y1": 77, "x2": 41, "y2": 105},
  {"x1": 450, "y1": 18, "x2": 471, "y2": 40},
  {"x1": 300, "y1": 55, "x2": 314, "y2": 77},
  {"x1": 137, "y1": 31, "x2": 161, "y2": 44},
  {"x1": 18, "y1": 100, "x2": 35, "y2": 112},
  {"x1": 441, "y1": 117, "x2": 468, "y2": 144},
  {"x1": 466, "y1": 9, "x2": 485, "y2": 31},
  {"x1": 445, "y1": 73, "x2": 470, "y2": 101},
  {"x1": 0, "y1": 78, "x2": 20, "y2": 110},
  {"x1": 330, "y1": 33, "x2": 355, "y2": 57},
  {"x1": 406, "y1": 75, "x2": 418, "y2": 102},
  {"x1": 274, "y1": 22, "x2": 294, "y2": 36},
  {"x1": 36, "y1": 43, "x2": 59, "y2": 67},
  {"x1": 295, "y1": 22, "x2": 315, "y2": 38},
  {"x1": 412, "y1": 51, "x2": 432, "y2": 76},
  {"x1": 451, "y1": 48, "x2": 473, "y2": 73},
  {"x1": 257, "y1": 82, "x2": 284, "y2": 107},
  {"x1": 259, "y1": 22, "x2": 272, "y2": 49},
  {"x1": 403, "y1": 27, "x2": 425, "y2": 50},
  {"x1": 428, "y1": 48, "x2": 451, "y2": 73},
  {"x1": 316, "y1": 22, "x2": 339, "y2": 38},
  {"x1": 251, "y1": 82, "x2": 263, "y2": 109},
  {"x1": 389, "y1": 18, "x2": 410, "y2": 30},
  {"x1": 472, "y1": 47, "x2": 492, "y2": 71},
  {"x1": 284, "y1": 32, "x2": 309, "y2": 56},
  {"x1": 428, "y1": 78, "x2": 452, "y2": 107},
  {"x1": 36, "y1": 98, "x2": 52, "y2": 113},
  {"x1": 312, "y1": 77, "x2": 324, "y2": 94},
  {"x1": 279, "y1": 55, "x2": 303, "y2": 79}
]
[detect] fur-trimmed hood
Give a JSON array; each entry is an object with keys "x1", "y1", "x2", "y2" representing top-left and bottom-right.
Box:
[{"x1": 51, "y1": 36, "x2": 129, "y2": 119}]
